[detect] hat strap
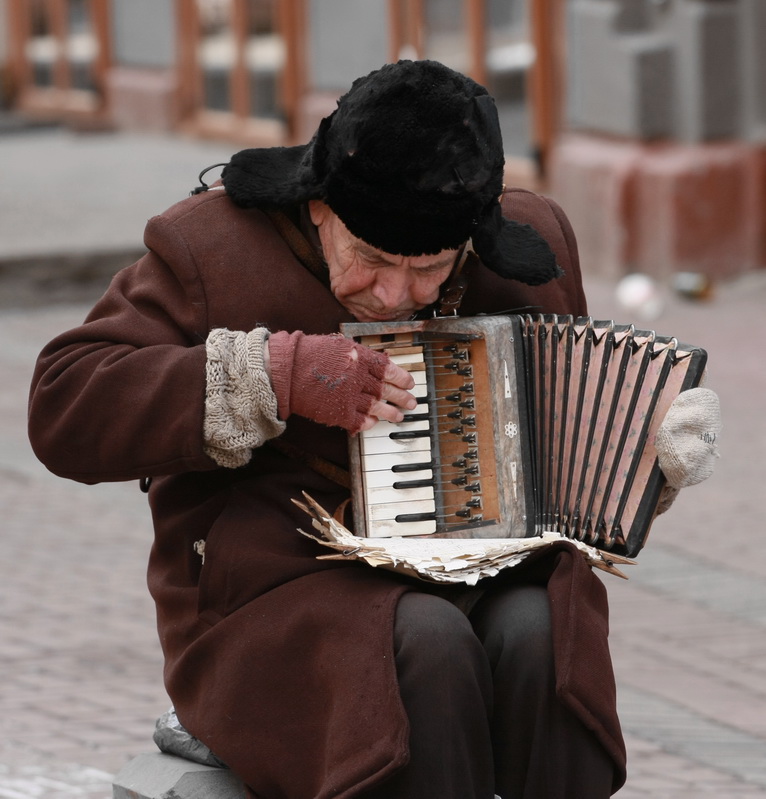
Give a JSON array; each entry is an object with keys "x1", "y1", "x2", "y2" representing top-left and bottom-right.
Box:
[{"x1": 435, "y1": 242, "x2": 474, "y2": 316}]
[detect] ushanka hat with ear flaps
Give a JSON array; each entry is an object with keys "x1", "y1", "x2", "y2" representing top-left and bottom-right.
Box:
[{"x1": 222, "y1": 59, "x2": 562, "y2": 286}]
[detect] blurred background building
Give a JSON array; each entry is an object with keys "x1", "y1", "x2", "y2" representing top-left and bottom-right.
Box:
[{"x1": 1, "y1": 0, "x2": 764, "y2": 283}]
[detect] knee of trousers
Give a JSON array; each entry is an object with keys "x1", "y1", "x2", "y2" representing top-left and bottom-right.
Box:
[
  {"x1": 471, "y1": 585, "x2": 554, "y2": 679},
  {"x1": 393, "y1": 592, "x2": 493, "y2": 695}
]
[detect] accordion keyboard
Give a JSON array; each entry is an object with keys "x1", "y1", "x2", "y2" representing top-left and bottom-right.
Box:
[{"x1": 344, "y1": 316, "x2": 532, "y2": 540}]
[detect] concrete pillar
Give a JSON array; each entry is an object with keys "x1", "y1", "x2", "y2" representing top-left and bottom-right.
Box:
[
  {"x1": 296, "y1": 0, "x2": 389, "y2": 141},
  {"x1": 551, "y1": 134, "x2": 765, "y2": 280},
  {"x1": 631, "y1": 141, "x2": 761, "y2": 279},
  {"x1": 555, "y1": 0, "x2": 765, "y2": 281},
  {"x1": 672, "y1": 0, "x2": 742, "y2": 141},
  {"x1": 549, "y1": 135, "x2": 644, "y2": 279},
  {"x1": 740, "y1": 0, "x2": 766, "y2": 140},
  {"x1": 566, "y1": 0, "x2": 674, "y2": 139},
  {"x1": 105, "y1": 0, "x2": 179, "y2": 132}
]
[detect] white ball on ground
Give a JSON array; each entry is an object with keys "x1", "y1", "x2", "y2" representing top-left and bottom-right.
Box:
[{"x1": 615, "y1": 273, "x2": 664, "y2": 322}]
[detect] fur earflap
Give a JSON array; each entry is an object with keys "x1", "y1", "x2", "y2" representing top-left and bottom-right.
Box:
[
  {"x1": 222, "y1": 143, "x2": 322, "y2": 208},
  {"x1": 472, "y1": 202, "x2": 563, "y2": 286}
]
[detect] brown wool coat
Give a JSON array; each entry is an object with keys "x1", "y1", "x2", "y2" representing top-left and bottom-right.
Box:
[{"x1": 28, "y1": 187, "x2": 626, "y2": 798}]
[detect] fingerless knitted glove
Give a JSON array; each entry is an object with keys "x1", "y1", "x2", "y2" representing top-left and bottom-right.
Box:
[{"x1": 268, "y1": 331, "x2": 390, "y2": 433}]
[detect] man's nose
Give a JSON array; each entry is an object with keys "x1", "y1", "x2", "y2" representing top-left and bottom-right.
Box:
[{"x1": 372, "y1": 270, "x2": 412, "y2": 309}]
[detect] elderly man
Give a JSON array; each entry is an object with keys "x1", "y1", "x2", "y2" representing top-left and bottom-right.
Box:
[{"x1": 28, "y1": 60, "x2": 719, "y2": 799}]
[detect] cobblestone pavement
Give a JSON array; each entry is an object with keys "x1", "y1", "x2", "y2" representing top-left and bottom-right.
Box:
[
  {"x1": 1, "y1": 305, "x2": 168, "y2": 798},
  {"x1": 589, "y1": 273, "x2": 766, "y2": 798},
  {"x1": 1, "y1": 127, "x2": 765, "y2": 798}
]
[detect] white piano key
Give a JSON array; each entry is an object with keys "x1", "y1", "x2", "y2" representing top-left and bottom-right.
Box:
[
  {"x1": 368, "y1": 518, "x2": 437, "y2": 537},
  {"x1": 390, "y1": 351, "x2": 424, "y2": 366},
  {"x1": 366, "y1": 484, "x2": 435, "y2": 504},
  {"x1": 360, "y1": 435, "x2": 431, "y2": 455}
]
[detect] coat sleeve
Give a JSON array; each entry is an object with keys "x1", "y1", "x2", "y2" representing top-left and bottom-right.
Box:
[{"x1": 28, "y1": 214, "x2": 218, "y2": 484}]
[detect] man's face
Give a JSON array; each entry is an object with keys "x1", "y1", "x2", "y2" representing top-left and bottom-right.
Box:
[{"x1": 309, "y1": 201, "x2": 459, "y2": 323}]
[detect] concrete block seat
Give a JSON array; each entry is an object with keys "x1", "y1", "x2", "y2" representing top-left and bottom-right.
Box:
[
  {"x1": 113, "y1": 752, "x2": 246, "y2": 799},
  {"x1": 112, "y1": 709, "x2": 246, "y2": 799},
  {"x1": 113, "y1": 709, "x2": 505, "y2": 798}
]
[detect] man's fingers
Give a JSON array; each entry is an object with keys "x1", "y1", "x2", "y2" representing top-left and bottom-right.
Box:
[
  {"x1": 381, "y1": 381, "x2": 417, "y2": 411},
  {"x1": 384, "y1": 361, "x2": 416, "y2": 391},
  {"x1": 365, "y1": 398, "x2": 407, "y2": 425}
]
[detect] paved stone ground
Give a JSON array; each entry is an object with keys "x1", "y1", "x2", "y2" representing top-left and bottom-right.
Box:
[
  {"x1": 0, "y1": 304, "x2": 167, "y2": 798},
  {"x1": 1, "y1": 125, "x2": 765, "y2": 797},
  {"x1": 588, "y1": 273, "x2": 766, "y2": 798}
]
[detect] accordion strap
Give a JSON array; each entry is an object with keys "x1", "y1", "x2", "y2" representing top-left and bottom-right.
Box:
[
  {"x1": 266, "y1": 439, "x2": 352, "y2": 525},
  {"x1": 266, "y1": 438, "x2": 351, "y2": 490},
  {"x1": 265, "y1": 209, "x2": 330, "y2": 288}
]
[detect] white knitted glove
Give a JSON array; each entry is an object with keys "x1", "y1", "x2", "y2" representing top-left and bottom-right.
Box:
[{"x1": 655, "y1": 387, "x2": 721, "y2": 489}]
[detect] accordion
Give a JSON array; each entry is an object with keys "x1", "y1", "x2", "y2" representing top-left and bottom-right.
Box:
[{"x1": 341, "y1": 315, "x2": 707, "y2": 558}]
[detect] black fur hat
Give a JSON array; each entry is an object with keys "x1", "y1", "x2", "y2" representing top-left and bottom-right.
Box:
[{"x1": 222, "y1": 60, "x2": 561, "y2": 286}]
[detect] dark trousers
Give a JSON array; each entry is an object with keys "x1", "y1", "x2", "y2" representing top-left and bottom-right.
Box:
[{"x1": 362, "y1": 585, "x2": 615, "y2": 799}]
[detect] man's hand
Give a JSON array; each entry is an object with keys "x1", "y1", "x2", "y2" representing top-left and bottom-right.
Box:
[
  {"x1": 266, "y1": 331, "x2": 416, "y2": 434},
  {"x1": 655, "y1": 387, "x2": 721, "y2": 489},
  {"x1": 359, "y1": 359, "x2": 417, "y2": 430}
]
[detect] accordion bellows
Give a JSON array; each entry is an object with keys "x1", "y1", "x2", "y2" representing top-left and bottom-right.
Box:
[{"x1": 342, "y1": 315, "x2": 707, "y2": 558}]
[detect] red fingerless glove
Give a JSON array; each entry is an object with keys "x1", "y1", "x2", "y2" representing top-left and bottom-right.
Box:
[{"x1": 268, "y1": 331, "x2": 390, "y2": 433}]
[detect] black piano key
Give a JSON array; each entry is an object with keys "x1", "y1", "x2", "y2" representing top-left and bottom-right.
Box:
[
  {"x1": 390, "y1": 430, "x2": 431, "y2": 440},
  {"x1": 401, "y1": 412, "x2": 431, "y2": 423},
  {"x1": 395, "y1": 512, "x2": 437, "y2": 523},
  {"x1": 392, "y1": 478, "x2": 434, "y2": 490},
  {"x1": 391, "y1": 460, "x2": 434, "y2": 473}
]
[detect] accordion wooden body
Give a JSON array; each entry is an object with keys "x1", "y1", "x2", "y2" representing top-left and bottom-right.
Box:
[{"x1": 341, "y1": 315, "x2": 707, "y2": 558}]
